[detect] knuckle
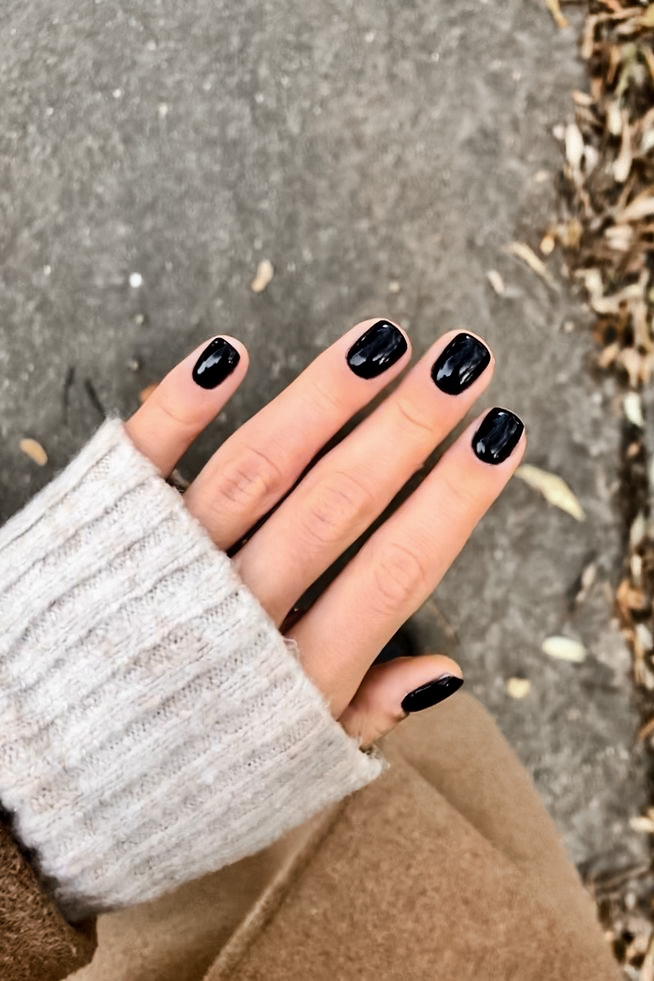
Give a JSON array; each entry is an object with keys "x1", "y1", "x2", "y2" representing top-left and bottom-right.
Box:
[
  {"x1": 438, "y1": 462, "x2": 479, "y2": 513},
  {"x1": 393, "y1": 396, "x2": 434, "y2": 439},
  {"x1": 153, "y1": 393, "x2": 202, "y2": 431},
  {"x1": 214, "y1": 445, "x2": 285, "y2": 511},
  {"x1": 370, "y1": 540, "x2": 429, "y2": 615},
  {"x1": 301, "y1": 471, "x2": 374, "y2": 547},
  {"x1": 308, "y1": 377, "x2": 342, "y2": 415}
]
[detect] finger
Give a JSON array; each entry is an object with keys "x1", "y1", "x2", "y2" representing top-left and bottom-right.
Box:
[
  {"x1": 124, "y1": 336, "x2": 249, "y2": 476},
  {"x1": 233, "y1": 330, "x2": 494, "y2": 624},
  {"x1": 183, "y1": 319, "x2": 411, "y2": 549},
  {"x1": 339, "y1": 654, "x2": 463, "y2": 748},
  {"x1": 289, "y1": 406, "x2": 526, "y2": 717}
]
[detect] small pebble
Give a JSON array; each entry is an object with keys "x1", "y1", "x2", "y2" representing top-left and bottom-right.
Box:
[
  {"x1": 506, "y1": 677, "x2": 531, "y2": 699},
  {"x1": 486, "y1": 270, "x2": 505, "y2": 295}
]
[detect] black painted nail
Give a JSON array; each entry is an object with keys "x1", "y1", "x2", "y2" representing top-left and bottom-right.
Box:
[
  {"x1": 431, "y1": 333, "x2": 491, "y2": 395},
  {"x1": 346, "y1": 321, "x2": 408, "y2": 379},
  {"x1": 401, "y1": 675, "x2": 464, "y2": 714},
  {"x1": 192, "y1": 338, "x2": 241, "y2": 389},
  {"x1": 472, "y1": 408, "x2": 524, "y2": 465}
]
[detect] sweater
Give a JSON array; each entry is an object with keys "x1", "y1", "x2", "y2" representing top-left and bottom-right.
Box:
[{"x1": 0, "y1": 419, "x2": 385, "y2": 924}]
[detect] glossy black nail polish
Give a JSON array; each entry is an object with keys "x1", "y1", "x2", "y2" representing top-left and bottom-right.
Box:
[
  {"x1": 431, "y1": 333, "x2": 491, "y2": 395},
  {"x1": 192, "y1": 338, "x2": 240, "y2": 390},
  {"x1": 346, "y1": 321, "x2": 407, "y2": 379},
  {"x1": 401, "y1": 675, "x2": 464, "y2": 713},
  {"x1": 472, "y1": 408, "x2": 524, "y2": 465}
]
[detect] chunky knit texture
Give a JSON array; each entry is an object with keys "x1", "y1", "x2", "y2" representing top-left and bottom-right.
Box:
[{"x1": 0, "y1": 419, "x2": 385, "y2": 923}]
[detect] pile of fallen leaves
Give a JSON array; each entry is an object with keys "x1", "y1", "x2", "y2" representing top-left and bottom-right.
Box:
[
  {"x1": 546, "y1": 2, "x2": 654, "y2": 977},
  {"x1": 549, "y1": 0, "x2": 654, "y2": 386}
]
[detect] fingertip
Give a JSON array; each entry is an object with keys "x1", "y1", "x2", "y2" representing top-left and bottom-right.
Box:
[
  {"x1": 469, "y1": 406, "x2": 526, "y2": 468},
  {"x1": 217, "y1": 334, "x2": 250, "y2": 374},
  {"x1": 125, "y1": 334, "x2": 249, "y2": 476},
  {"x1": 432, "y1": 328, "x2": 495, "y2": 370},
  {"x1": 343, "y1": 317, "x2": 413, "y2": 364},
  {"x1": 188, "y1": 335, "x2": 249, "y2": 390},
  {"x1": 339, "y1": 653, "x2": 465, "y2": 746}
]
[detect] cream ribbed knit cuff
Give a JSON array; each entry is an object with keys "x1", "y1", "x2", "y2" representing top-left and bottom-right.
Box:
[{"x1": 0, "y1": 420, "x2": 385, "y2": 922}]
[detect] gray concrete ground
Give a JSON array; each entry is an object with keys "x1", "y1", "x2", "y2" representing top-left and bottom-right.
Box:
[{"x1": 0, "y1": 0, "x2": 648, "y2": 871}]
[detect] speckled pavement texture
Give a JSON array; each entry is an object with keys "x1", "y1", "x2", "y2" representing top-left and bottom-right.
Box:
[{"x1": 0, "y1": 0, "x2": 647, "y2": 873}]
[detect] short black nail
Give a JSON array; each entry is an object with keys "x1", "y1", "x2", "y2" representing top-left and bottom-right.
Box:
[
  {"x1": 472, "y1": 408, "x2": 524, "y2": 465},
  {"x1": 431, "y1": 333, "x2": 491, "y2": 395},
  {"x1": 346, "y1": 321, "x2": 407, "y2": 379},
  {"x1": 192, "y1": 338, "x2": 240, "y2": 389},
  {"x1": 401, "y1": 675, "x2": 464, "y2": 713}
]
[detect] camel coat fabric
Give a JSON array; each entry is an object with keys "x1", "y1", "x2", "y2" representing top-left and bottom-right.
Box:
[{"x1": 1, "y1": 691, "x2": 620, "y2": 981}]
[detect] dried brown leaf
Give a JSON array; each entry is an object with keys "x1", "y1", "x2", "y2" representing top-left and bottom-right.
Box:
[
  {"x1": 630, "y1": 815, "x2": 654, "y2": 834},
  {"x1": 545, "y1": 0, "x2": 569, "y2": 29},
  {"x1": 571, "y1": 89, "x2": 594, "y2": 107},
  {"x1": 597, "y1": 341, "x2": 620, "y2": 368},
  {"x1": 619, "y1": 194, "x2": 654, "y2": 223},
  {"x1": 516, "y1": 464, "x2": 585, "y2": 520},
  {"x1": 250, "y1": 259, "x2": 274, "y2": 294},
  {"x1": 19, "y1": 438, "x2": 48, "y2": 466},
  {"x1": 624, "y1": 391, "x2": 645, "y2": 426},
  {"x1": 617, "y1": 577, "x2": 648, "y2": 612},
  {"x1": 555, "y1": 219, "x2": 583, "y2": 249},
  {"x1": 565, "y1": 122, "x2": 585, "y2": 172},
  {"x1": 507, "y1": 242, "x2": 553, "y2": 283},
  {"x1": 603, "y1": 223, "x2": 634, "y2": 251},
  {"x1": 641, "y1": 935, "x2": 654, "y2": 981},
  {"x1": 618, "y1": 347, "x2": 644, "y2": 387},
  {"x1": 606, "y1": 100, "x2": 623, "y2": 136},
  {"x1": 542, "y1": 636, "x2": 587, "y2": 663},
  {"x1": 486, "y1": 270, "x2": 505, "y2": 295},
  {"x1": 638, "y1": 716, "x2": 654, "y2": 742},
  {"x1": 613, "y1": 112, "x2": 633, "y2": 182}
]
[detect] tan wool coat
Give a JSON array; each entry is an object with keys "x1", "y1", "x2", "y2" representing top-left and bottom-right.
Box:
[{"x1": 0, "y1": 690, "x2": 620, "y2": 981}]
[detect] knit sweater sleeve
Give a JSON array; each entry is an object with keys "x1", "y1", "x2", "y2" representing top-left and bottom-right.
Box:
[{"x1": 0, "y1": 419, "x2": 386, "y2": 925}]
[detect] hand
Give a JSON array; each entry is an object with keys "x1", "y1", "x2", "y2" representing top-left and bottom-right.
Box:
[{"x1": 125, "y1": 319, "x2": 525, "y2": 747}]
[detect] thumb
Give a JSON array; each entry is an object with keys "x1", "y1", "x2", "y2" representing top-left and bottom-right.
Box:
[{"x1": 338, "y1": 654, "x2": 464, "y2": 749}]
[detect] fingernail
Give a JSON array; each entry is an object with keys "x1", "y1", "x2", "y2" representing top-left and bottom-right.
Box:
[
  {"x1": 472, "y1": 407, "x2": 524, "y2": 465},
  {"x1": 401, "y1": 675, "x2": 464, "y2": 713},
  {"x1": 346, "y1": 321, "x2": 408, "y2": 379},
  {"x1": 431, "y1": 333, "x2": 491, "y2": 395},
  {"x1": 192, "y1": 338, "x2": 241, "y2": 389}
]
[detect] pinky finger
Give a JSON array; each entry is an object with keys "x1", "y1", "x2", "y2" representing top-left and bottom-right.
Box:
[
  {"x1": 125, "y1": 335, "x2": 249, "y2": 477},
  {"x1": 338, "y1": 654, "x2": 464, "y2": 749}
]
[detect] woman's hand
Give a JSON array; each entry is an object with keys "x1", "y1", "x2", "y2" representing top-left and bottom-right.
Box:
[{"x1": 125, "y1": 319, "x2": 525, "y2": 747}]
